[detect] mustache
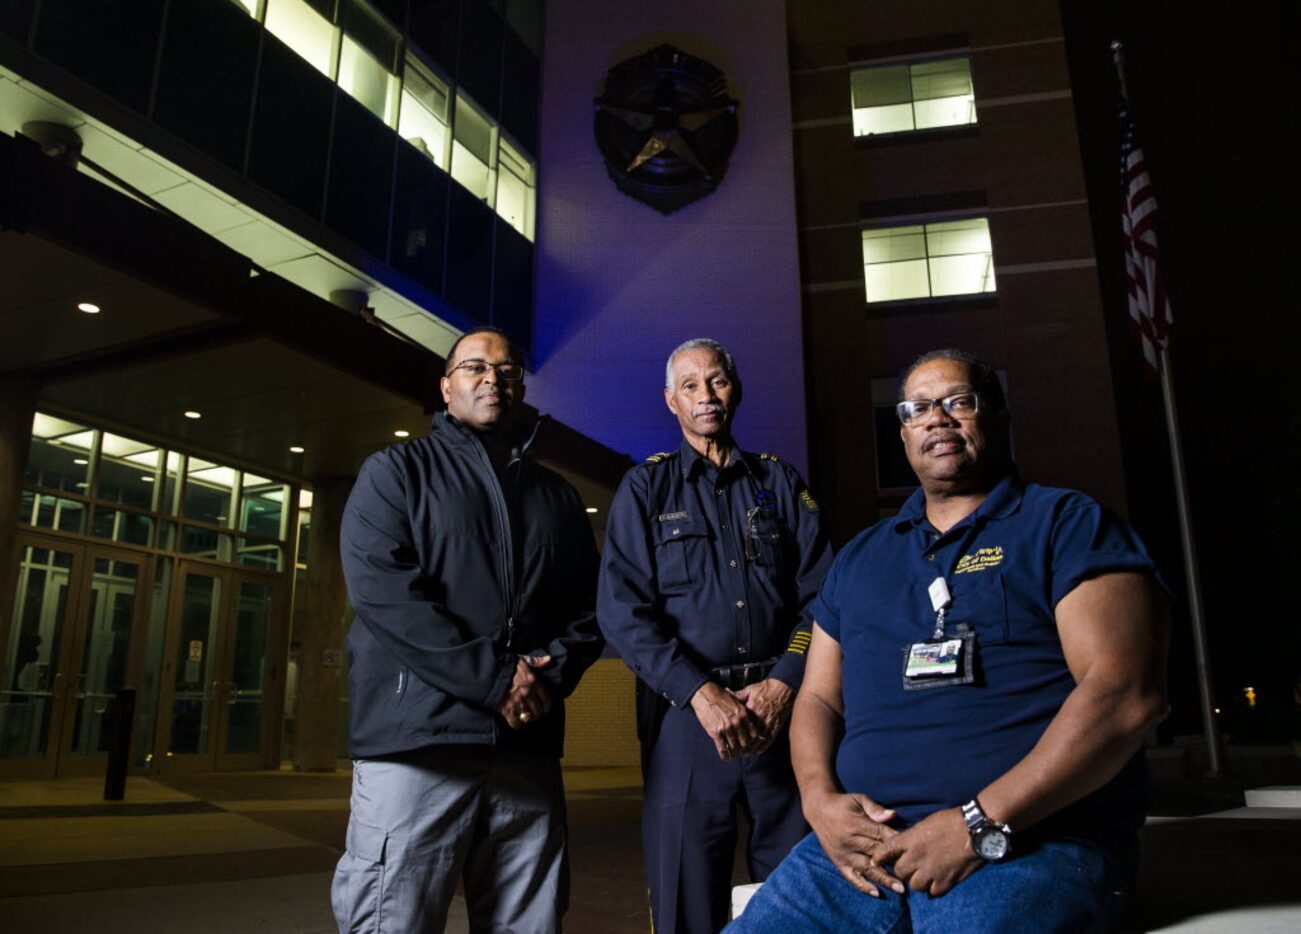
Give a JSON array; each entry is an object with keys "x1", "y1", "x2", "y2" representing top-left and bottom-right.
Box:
[{"x1": 694, "y1": 403, "x2": 725, "y2": 416}]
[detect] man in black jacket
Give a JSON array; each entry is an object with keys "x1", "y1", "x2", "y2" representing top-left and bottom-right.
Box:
[{"x1": 331, "y1": 328, "x2": 603, "y2": 934}]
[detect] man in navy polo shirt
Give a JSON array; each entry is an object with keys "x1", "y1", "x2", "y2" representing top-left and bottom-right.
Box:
[{"x1": 728, "y1": 348, "x2": 1170, "y2": 933}]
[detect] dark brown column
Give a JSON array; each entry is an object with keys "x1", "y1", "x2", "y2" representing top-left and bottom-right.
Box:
[
  {"x1": 0, "y1": 379, "x2": 38, "y2": 663},
  {"x1": 292, "y1": 476, "x2": 354, "y2": 772}
]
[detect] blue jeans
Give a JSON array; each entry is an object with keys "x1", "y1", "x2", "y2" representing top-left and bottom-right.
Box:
[{"x1": 724, "y1": 832, "x2": 1135, "y2": 934}]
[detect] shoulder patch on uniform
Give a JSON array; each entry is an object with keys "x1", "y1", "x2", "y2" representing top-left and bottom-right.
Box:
[
  {"x1": 658, "y1": 511, "x2": 689, "y2": 522},
  {"x1": 758, "y1": 452, "x2": 781, "y2": 462},
  {"x1": 644, "y1": 451, "x2": 674, "y2": 463},
  {"x1": 800, "y1": 489, "x2": 820, "y2": 512}
]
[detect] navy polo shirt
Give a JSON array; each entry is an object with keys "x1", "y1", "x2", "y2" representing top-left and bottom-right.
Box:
[
  {"x1": 811, "y1": 474, "x2": 1159, "y2": 838},
  {"x1": 599, "y1": 440, "x2": 833, "y2": 708}
]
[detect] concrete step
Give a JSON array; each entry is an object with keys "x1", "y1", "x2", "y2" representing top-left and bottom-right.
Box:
[{"x1": 1244, "y1": 786, "x2": 1301, "y2": 808}]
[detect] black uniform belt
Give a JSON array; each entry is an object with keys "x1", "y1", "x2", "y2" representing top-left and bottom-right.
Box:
[{"x1": 707, "y1": 659, "x2": 777, "y2": 691}]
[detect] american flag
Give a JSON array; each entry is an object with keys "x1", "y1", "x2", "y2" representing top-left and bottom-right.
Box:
[{"x1": 1119, "y1": 93, "x2": 1172, "y2": 374}]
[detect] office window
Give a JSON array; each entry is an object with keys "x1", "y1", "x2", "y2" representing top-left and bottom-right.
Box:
[
  {"x1": 265, "y1": 0, "x2": 339, "y2": 78},
  {"x1": 496, "y1": 137, "x2": 535, "y2": 241},
  {"x1": 851, "y1": 57, "x2": 976, "y2": 137},
  {"x1": 450, "y1": 93, "x2": 497, "y2": 204},
  {"x1": 861, "y1": 218, "x2": 996, "y2": 303},
  {"x1": 399, "y1": 56, "x2": 451, "y2": 169},
  {"x1": 338, "y1": 0, "x2": 399, "y2": 125}
]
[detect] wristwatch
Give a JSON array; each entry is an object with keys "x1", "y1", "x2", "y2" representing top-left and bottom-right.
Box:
[{"x1": 961, "y1": 798, "x2": 1013, "y2": 861}]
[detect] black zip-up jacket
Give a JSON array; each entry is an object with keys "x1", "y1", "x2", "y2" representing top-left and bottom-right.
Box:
[{"x1": 340, "y1": 412, "x2": 603, "y2": 759}]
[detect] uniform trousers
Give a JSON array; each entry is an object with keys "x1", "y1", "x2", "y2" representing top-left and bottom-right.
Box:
[
  {"x1": 643, "y1": 705, "x2": 807, "y2": 934},
  {"x1": 331, "y1": 745, "x2": 567, "y2": 934},
  {"x1": 724, "y1": 832, "x2": 1137, "y2": 934}
]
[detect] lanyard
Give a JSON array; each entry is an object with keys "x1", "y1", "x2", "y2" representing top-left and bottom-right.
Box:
[{"x1": 923, "y1": 518, "x2": 985, "y2": 639}]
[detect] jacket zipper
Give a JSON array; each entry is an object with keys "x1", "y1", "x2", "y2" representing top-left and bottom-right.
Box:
[{"x1": 470, "y1": 435, "x2": 518, "y2": 648}]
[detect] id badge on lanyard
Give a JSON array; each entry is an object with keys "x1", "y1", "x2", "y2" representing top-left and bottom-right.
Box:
[{"x1": 901, "y1": 576, "x2": 976, "y2": 691}]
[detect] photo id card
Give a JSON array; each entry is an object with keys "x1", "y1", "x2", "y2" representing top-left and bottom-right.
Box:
[{"x1": 900, "y1": 629, "x2": 977, "y2": 691}]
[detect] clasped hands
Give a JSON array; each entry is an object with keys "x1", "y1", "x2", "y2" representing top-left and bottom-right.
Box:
[
  {"x1": 495, "y1": 654, "x2": 552, "y2": 729},
  {"x1": 806, "y1": 791, "x2": 984, "y2": 899},
  {"x1": 689, "y1": 678, "x2": 794, "y2": 760}
]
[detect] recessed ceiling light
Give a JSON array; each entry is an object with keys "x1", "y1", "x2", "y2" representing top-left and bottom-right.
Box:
[
  {"x1": 393, "y1": 430, "x2": 410, "y2": 438},
  {"x1": 184, "y1": 410, "x2": 202, "y2": 420},
  {"x1": 141, "y1": 475, "x2": 155, "y2": 482},
  {"x1": 77, "y1": 302, "x2": 101, "y2": 314},
  {"x1": 585, "y1": 507, "x2": 598, "y2": 514},
  {"x1": 73, "y1": 458, "x2": 89, "y2": 465},
  {"x1": 289, "y1": 446, "x2": 305, "y2": 454}
]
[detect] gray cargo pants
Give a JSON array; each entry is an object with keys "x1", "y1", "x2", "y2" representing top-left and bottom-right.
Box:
[{"x1": 331, "y1": 746, "x2": 568, "y2": 933}]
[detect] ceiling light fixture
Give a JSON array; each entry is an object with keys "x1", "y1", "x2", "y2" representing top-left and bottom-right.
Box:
[
  {"x1": 184, "y1": 410, "x2": 202, "y2": 420},
  {"x1": 77, "y1": 302, "x2": 101, "y2": 314},
  {"x1": 289, "y1": 446, "x2": 305, "y2": 454},
  {"x1": 585, "y1": 507, "x2": 598, "y2": 514},
  {"x1": 73, "y1": 458, "x2": 89, "y2": 465},
  {"x1": 393, "y1": 430, "x2": 410, "y2": 438},
  {"x1": 141, "y1": 475, "x2": 155, "y2": 482}
]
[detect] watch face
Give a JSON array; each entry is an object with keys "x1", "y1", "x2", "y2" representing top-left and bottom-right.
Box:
[{"x1": 975, "y1": 828, "x2": 1009, "y2": 860}]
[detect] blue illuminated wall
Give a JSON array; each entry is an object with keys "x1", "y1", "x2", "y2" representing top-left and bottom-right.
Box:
[{"x1": 526, "y1": 0, "x2": 811, "y2": 476}]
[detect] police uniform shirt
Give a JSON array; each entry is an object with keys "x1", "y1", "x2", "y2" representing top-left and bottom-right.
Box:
[{"x1": 598, "y1": 440, "x2": 833, "y2": 708}]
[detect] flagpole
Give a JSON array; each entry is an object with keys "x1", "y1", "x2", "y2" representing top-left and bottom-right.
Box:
[{"x1": 1112, "y1": 40, "x2": 1223, "y2": 777}]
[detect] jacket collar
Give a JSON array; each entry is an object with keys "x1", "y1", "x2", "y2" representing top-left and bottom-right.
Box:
[{"x1": 433, "y1": 411, "x2": 540, "y2": 460}]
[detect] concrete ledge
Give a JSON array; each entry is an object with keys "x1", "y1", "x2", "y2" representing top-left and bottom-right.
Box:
[{"x1": 1244, "y1": 786, "x2": 1301, "y2": 808}]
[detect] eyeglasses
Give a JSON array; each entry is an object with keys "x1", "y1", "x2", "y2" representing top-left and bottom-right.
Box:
[
  {"x1": 896, "y1": 392, "x2": 980, "y2": 426},
  {"x1": 448, "y1": 360, "x2": 525, "y2": 381}
]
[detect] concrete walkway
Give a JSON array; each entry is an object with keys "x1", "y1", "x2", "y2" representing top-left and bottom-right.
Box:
[{"x1": 0, "y1": 767, "x2": 1297, "y2": 932}]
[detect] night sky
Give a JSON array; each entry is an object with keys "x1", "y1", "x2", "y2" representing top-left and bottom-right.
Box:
[{"x1": 1059, "y1": 0, "x2": 1294, "y2": 740}]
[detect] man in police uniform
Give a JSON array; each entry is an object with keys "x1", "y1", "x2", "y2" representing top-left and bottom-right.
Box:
[
  {"x1": 726, "y1": 349, "x2": 1169, "y2": 933},
  {"x1": 598, "y1": 338, "x2": 833, "y2": 934}
]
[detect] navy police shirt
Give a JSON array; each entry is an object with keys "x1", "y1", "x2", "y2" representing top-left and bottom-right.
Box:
[
  {"x1": 811, "y1": 473, "x2": 1161, "y2": 840},
  {"x1": 598, "y1": 440, "x2": 833, "y2": 708}
]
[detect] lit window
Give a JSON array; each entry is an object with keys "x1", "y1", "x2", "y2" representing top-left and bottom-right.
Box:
[
  {"x1": 265, "y1": 0, "x2": 339, "y2": 78},
  {"x1": 399, "y1": 56, "x2": 451, "y2": 169},
  {"x1": 450, "y1": 94, "x2": 497, "y2": 204},
  {"x1": 861, "y1": 218, "x2": 996, "y2": 303},
  {"x1": 338, "y1": 0, "x2": 399, "y2": 125},
  {"x1": 851, "y1": 57, "x2": 976, "y2": 137},
  {"x1": 496, "y1": 137, "x2": 536, "y2": 241},
  {"x1": 229, "y1": 0, "x2": 263, "y2": 16}
]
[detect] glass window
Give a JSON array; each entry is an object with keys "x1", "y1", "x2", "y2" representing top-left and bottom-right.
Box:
[
  {"x1": 96, "y1": 433, "x2": 162, "y2": 510},
  {"x1": 451, "y1": 93, "x2": 496, "y2": 203},
  {"x1": 26, "y1": 414, "x2": 94, "y2": 493},
  {"x1": 496, "y1": 137, "x2": 536, "y2": 241},
  {"x1": 229, "y1": 0, "x2": 263, "y2": 16},
  {"x1": 238, "y1": 540, "x2": 285, "y2": 571},
  {"x1": 181, "y1": 526, "x2": 235, "y2": 562},
  {"x1": 338, "y1": 0, "x2": 399, "y2": 125},
  {"x1": 265, "y1": 0, "x2": 339, "y2": 78},
  {"x1": 91, "y1": 507, "x2": 154, "y2": 547},
  {"x1": 26, "y1": 493, "x2": 87, "y2": 534},
  {"x1": 240, "y1": 475, "x2": 289, "y2": 540},
  {"x1": 183, "y1": 458, "x2": 238, "y2": 526},
  {"x1": 861, "y1": 218, "x2": 996, "y2": 303},
  {"x1": 851, "y1": 57, "x2": 976, "y2": 137},
  {"x1": 399, "y1": 56, "x2": 451, "y2": 169}
]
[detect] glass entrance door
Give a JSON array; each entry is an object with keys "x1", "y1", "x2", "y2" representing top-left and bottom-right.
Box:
[
  {"x1": 154, "y1": 562, "x2": 285, "y2": 771},
  {"x1": 0, "y1": 535, "x2": 150, "y2": 779}
]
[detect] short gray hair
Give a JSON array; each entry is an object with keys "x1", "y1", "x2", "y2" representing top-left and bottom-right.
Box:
[{"x1": 665, "y1": 338, "x2": 739, "y2": 391}]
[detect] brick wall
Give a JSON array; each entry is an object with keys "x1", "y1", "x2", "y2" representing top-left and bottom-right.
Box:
[{"x1": 562, "y1": 658, "x2": 640, "y2": 767}]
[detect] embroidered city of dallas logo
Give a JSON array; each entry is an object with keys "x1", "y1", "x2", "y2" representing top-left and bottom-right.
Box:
[{"x1": 954, "y1": 546, "x2": 1004, "y2": 574}]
